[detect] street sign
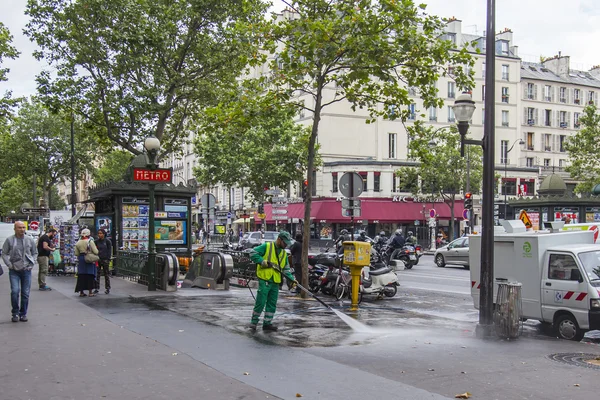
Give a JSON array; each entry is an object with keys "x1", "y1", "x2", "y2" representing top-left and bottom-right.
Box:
[
  {"x1": 272, "y1": 203, "x2": 288, "y2": 208},
  {"x1": 462, "y1": 209, "x2": 470, "y2": 220},
  {"x1": 272, "y1": 196, "x2": 287, "y2": 203},
  {"x1": 339, "y1": 172, "x2": 363, "y2": 198},
  {"x1": 257, "y1": 213, "x2": 266, "y2": 219},
  {"x1": 132, "y1": 168, "x2": 173, "y2": 183},
  {"x1": 519, "y1": 210, "x2": 533, "y2": 229},
  {"x1": 227, "y1": 212, "x2": 232, "y2": 218},
  {"x1": 201, "y1": 193, "x2": 216, "y2": 209},
  {"x1": 273, "y1": 216, "x2": 288, "y2": 220},
  {"x1": 429, "y1": 209, "x2": 437, "y2": 218},
  {"x1": 272, "y1": 209, "x2": 288, "y2": 215},
  {"x1": 21, "y1": 208, "x2": 48, "y2": 214},
  {"x1": 342, "y1": 208, "x2": 362, "y2": 217},
  {"x1": 341, "y1": 198, "x2": 361, "y2": 209},
  {"x1": 265, "y1": 189, "x2": 281, "y2": 195},
  {"x1": 29, "y1": 221, "x2": 39, "y2": 231},
  {"x1": 241, "y1": 214, "x2": 250, "y2": 219}
]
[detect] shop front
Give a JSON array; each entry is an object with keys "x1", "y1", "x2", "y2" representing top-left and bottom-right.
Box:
[{"x1": 256, "y1": 197, "x2": 465, "y2": 244}]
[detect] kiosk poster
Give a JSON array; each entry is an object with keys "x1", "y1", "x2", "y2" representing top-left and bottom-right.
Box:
[
  {"x1": 96, "y1": 216, "x2": 113, "y2": 236},
  {"x1": 122, "y1": 204, "x2": 150, "y2": 251},
  {"x1": 154, "y1": 220, "x2": 186, "y2": 244}
]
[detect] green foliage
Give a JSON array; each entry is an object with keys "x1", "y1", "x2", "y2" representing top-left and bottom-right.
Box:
[
  {"x1": 48, "y1": 186, "x2": 66, "y2": 210},
  {"x1": 0, "y1": 100, "x2": 96, "y2": 204},
  {"x1": 25, "y1": 0, "x2": 268, "y2": 157},
  {"x1": 403, "y1": 125, "x2": 482, "y2": 197},
  {"x1": 193, "y1": 83, "x2": 313, "y2": 201},
  {"x1": 0, "y1": 176, "x2": 36, "y2": 216},
  {"x1": 397, "y1": 125, "x2": 482, "y2": 240},
  {"x1": 0, "y1": 22, "x2": 21, "y2": 127},
  {"x1": 92, "y1": 150, "x2": 135, "y2": 184},
  {"x1": 564, "y1": 104, "x2": 600, "y2": 193}
]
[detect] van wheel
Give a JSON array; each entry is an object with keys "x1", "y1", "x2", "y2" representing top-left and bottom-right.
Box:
[
  {"x1": 435, "y1": 254, "x2": 445, "y2": 268},
  {"x1": 555, "y1": 314, "x2": 585, "y2": 341}
]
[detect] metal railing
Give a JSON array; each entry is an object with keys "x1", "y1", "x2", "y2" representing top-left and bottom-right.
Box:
[
  {"x1": 116, "y1": 250, "x2": 151, "y2": 286},
  {"x1": 219, "y1": 250, "x2": 256, "y2": 281}
]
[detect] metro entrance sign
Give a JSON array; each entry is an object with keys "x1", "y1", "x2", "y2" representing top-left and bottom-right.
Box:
[{"x1": 133, "y1": 168, "x2": 173, "y2": 183}]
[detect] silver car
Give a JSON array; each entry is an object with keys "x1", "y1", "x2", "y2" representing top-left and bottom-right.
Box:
[
  {"x1": 239, "y1": 231, "x2": 280, "y2": 249},
  {"x1": 434, "y1": 237, "x2": 470, "y2": 270}
]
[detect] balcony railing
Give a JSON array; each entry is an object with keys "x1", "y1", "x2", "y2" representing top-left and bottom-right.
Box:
[
  {"x1": 560, "y1": 122, "x2": 568, "y2": 128},
  {"x1": 545, "y1": 146, "x2": 552, "y2": 152},
  {"x1": 527, "y1": 119, "x2": 535, "y2": 125},
  {"x1": 502, "y1": 121, "x2": 509, "y2": 127}
]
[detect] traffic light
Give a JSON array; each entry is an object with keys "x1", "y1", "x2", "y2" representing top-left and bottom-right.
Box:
[
  {"x1": 302, "y1": 179, "x2": 309, "y2": 200},
  {"x1": 464, "y1": 192, "x2": 473, "y2": 210},
  {"x1": 258, "y1": 203, "x2": 264, "y2": 214}
]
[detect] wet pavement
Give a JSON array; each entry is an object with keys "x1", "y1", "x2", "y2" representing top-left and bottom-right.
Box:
[{"x1": 36, "y1": 269, "x2": 600, "y2": 399}]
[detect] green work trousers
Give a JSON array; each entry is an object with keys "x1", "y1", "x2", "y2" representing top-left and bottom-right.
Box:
[{"x1": 251, "y1": 279, "x2": 279, "y2": 326}]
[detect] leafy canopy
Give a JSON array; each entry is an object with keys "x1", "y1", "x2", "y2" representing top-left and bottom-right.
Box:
[
  {"x1": 397, "y1": 125, "x2": 482, "y2": 240},
  {"x1": 565, "y1": 104, "x2": 600, "y2": 193},
  {"x1": 193, "y1": 83, "x2": 313, "y2": 201},
  {"x1": 0, "y1": 22, "x2": 20, "y2": 125},
  {"x1": 1, "y1": 100, "x2": 96, "y2": 201},
  {"x1": 92, "y1": 149, "x2": 135, "y2": 185},
  {"x1": 25, "y1": 0, "x2": 268, "y2": 157}
]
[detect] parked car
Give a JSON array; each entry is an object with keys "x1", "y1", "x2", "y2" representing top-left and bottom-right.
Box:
[
  {"x1": 238, "y1": 231, "x2": 280, "y2": 249},
  {"x1": 434, "y1": 237, "x2": 470, "y2": 269}
]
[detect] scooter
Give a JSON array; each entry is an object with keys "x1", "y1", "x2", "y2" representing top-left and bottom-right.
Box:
[{"x1": 360, "y1": 263, "x2": 399, "y2": 298}]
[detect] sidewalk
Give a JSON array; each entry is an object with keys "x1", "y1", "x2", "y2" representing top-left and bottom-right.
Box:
[{"x1": 0, "y1": 271, "x2": 275, "y2": 400}]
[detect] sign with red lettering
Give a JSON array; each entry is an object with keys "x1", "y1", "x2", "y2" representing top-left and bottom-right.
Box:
[{"x1": 133, "y1": 168, "x2": 172, "y2": 183}]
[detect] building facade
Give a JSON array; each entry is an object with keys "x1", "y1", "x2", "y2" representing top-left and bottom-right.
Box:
[{"x1": 162, "y1": 16, "x2": 600, "y2": 242}]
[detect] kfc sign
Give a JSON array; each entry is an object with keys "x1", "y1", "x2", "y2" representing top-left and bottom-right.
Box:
[{"x1": 133, "y1": 168, "x2": 173, "y2": 183}]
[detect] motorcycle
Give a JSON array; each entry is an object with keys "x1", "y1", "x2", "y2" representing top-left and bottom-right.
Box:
[
  {"x1": 308, "y1": 263, "x2": 328, "y2": 293},
  {"x1": 382, "y1": 244, "x2": 417, "y2": 269},
  {"x1": 414, "y1": 244, "x2": 423, "y2": 265}
]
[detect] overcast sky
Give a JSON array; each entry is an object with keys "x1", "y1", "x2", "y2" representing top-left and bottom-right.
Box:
[{"x1": 1, "y1": 0, "x2": 599, "y2": 99}]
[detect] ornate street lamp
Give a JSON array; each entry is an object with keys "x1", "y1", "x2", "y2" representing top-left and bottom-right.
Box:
[{"x1": 144, "y1": 135, "x2": 160, "y2": 291}]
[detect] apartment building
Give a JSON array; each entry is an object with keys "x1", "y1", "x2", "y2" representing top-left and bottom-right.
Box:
[{"x1": 518, "y1": 56, "x2": 600, "y2": 196}]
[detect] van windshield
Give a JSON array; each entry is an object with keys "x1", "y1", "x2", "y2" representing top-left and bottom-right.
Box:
[{"x1": 577, "y1": 251, "x2": 600, "y2": 284}]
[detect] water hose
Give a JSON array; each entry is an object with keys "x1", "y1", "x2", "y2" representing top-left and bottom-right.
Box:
[{"x1": 295, "y1": 282, "x2": 335, "y2": 312}]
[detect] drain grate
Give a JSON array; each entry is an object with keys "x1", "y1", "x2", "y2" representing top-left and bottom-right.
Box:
[{"x1": 547, "y1": 353, "x2": 600, "y2": 370}]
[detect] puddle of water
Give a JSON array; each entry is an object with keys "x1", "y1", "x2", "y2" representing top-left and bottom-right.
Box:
[{"x1": 332, "y1": 309, "x2": 373, "y2": 333}]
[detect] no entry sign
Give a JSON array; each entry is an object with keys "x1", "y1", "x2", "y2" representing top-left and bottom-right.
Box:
[
  {"x1": 133, "y1": 168, "x2": 172, "y2": 183},
  {"x1": 29, "y1": 221, "x2": 39, "y2": 231}
]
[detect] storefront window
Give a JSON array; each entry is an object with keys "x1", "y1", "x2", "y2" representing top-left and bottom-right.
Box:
[{"x1": 374, "y1": 172, "x2": 381, "y2": 192}]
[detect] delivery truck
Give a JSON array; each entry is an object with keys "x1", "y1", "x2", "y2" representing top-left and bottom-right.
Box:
[{"x1": 470, "y1": 221, "x2": 600, "y2": 341}]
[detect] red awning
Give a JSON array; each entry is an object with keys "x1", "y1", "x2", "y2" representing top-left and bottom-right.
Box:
[{"x1": 258, "y1": 199, "x2": 464, "y2": 223}]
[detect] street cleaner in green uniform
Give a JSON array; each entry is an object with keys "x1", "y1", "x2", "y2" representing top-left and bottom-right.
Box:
[{"x1": 249, "y1": 231, "x2": 296, "y2": 332}]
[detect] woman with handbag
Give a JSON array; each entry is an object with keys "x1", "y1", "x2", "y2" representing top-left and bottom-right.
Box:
[{"x1": 74, "y1": 228, "x2": 99, "y2": 297}]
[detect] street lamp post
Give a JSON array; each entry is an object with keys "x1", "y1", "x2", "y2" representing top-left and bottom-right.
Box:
[
  {"x1": 144, "y1": 135, "x2": 161, "y2": 291},
  {"x1": 503, "y1": 139, "x2": 525, "y2": 219},
  {"x1": 453, "y1": 94, "x2": 476, "y2": 236}
]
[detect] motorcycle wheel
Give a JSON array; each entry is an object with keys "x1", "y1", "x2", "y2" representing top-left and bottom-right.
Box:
[
  {"x1": 404, "y1": 260, "x2": 414, "y2": 269},
  {"x1": 309, "y1": 279, "x2": 321, "y2": 293},
  {"x1": 335, "y1": 284, "x2": 346, "y2": 300},
  {"x1": 413, "y1": 257, "x2": 420, "y2": 266},
  {"x1": 383, "y1": 284, "x2": 397, "y2": 297}
]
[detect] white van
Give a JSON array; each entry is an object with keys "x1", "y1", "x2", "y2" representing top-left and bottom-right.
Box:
[{"x1": 470, "y1": 222, "x2": 600, "y2": 341}]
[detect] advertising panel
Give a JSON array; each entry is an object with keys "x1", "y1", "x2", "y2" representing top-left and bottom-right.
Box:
[{"x1": 154, "y1": 220, "x2": 186, "y2": 245}]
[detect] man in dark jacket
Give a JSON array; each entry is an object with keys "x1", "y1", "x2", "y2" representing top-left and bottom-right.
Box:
[
  {"x1": 94, "y1": 229, "x2": 113, "y2": 294},
  {"x1": 289, "y1": 233, "x2": 303, "y2": 293}
]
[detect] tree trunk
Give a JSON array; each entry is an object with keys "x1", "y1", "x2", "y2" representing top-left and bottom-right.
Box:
[{"x1": 301, "y1": 85, "x2": 323, "y2": 299}]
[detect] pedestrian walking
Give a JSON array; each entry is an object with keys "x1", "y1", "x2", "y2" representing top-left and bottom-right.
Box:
[
  {"x1": 74, "y1": 228, "x2": 99, "y2": 297},
  {"x1": 36, "y1": 227, "x2": 57, "y2": 291},
  {"x1": 93, "y1": 229, "x2": 112, "y2": 294},
  {"x1": 289, "y1": 233, "x2": 303, "y2": 294},
  {"x1": 248, "y1": 231, "x2": 296, "y2": 332},
  {"x1": 1, "y1": 221, "x2": 38, "y2": 322}
]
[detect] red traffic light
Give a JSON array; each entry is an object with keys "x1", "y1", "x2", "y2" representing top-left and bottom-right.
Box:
[
  {"x1": 303, "y1": 179, "x2": 308, "y2": 186},
  {"x1": 465, "y1": 192, "x2": 472, "y2": 199}
]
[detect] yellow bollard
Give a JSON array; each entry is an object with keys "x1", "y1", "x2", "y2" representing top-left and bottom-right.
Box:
[
  {"x1": 349, "y1": 266, "x2": 362, "y2": 311},
  {"x1": 343, "y1": 241, "x2": 371, "y2": 311}
]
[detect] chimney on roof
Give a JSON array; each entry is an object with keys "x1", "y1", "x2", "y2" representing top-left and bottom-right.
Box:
[{"x1": 542, "y1": 53, "x2": 570, "y2": 78}]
